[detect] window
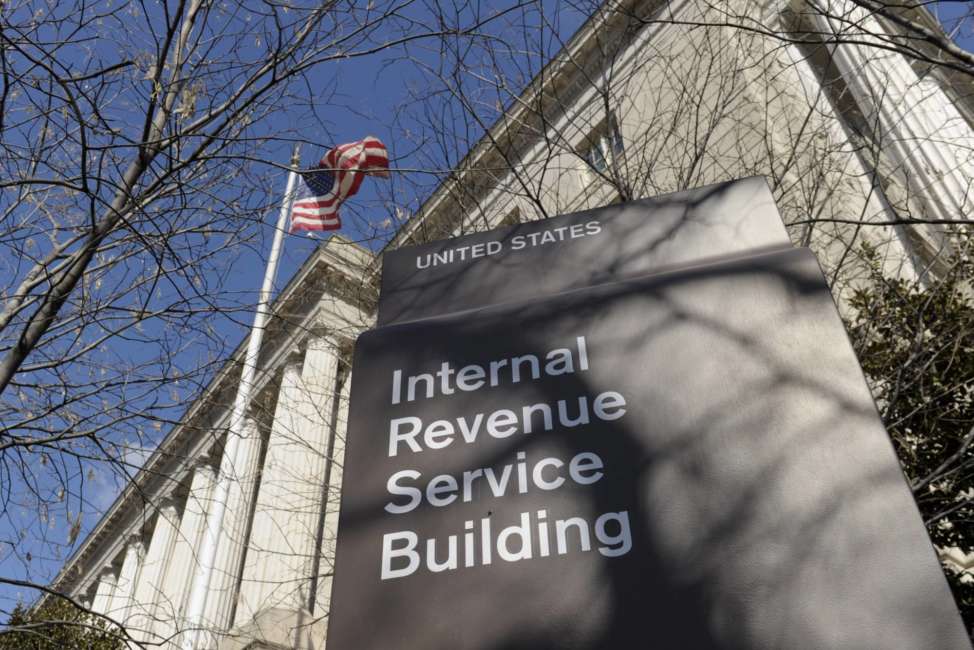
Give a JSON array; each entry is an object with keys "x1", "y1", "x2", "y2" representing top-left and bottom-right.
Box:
[{"x1": 581, "y1": 117, "x2": 624, "y2": 174}]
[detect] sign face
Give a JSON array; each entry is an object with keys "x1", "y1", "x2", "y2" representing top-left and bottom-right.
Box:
[
  {"x1": 377, "y1": 176, "x2": 792, "y2": 326},
  {"x1": 328, "y1": 179, "x2": 969, "y2": 649}
]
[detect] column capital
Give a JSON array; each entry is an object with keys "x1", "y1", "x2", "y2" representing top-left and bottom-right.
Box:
[
  {"x1": 300, "y1": 332, "x2": 347, "y2": 376},
  {"x1": 123, "y1": 534, "x2": 146, "y2": 555},
  {"x1": 190, "y1": 453, "x2": 219, "y2": 473},
  {"x1": 305, "y1": 325, "x2": 337, "y2": 344},
  {"x1": 274, "y1": 355, "x2": 304, "y2": 414},
  {"x1": 239, "y1": 413, "x2": 261, "y2": 436},
  {"x1": 153, "y1": 495, "x2": 179, "y2": 519},
  {"x1": 243, "y1": 402, "x2": 263, "y2": 422},
  {"x1": 283, "y1": 348, "x2": 305, "y2": 373},
  {"x1": 96, "y1": 565, "x2": 118, "y2": 580},
  {"x1": 306, "y1": 328, "x2": 353, "y2": 353}
]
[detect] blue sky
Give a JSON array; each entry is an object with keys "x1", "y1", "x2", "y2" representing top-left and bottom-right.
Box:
[
  {"x1": 0, "y1": 0, "x2": 589, "y2": 612},
  {"x1": 935, "y1": 1, "x2": 974, "y2": 45},
  {"x1": 0, "y1": 0, "x2": 972, "y2": 616}
]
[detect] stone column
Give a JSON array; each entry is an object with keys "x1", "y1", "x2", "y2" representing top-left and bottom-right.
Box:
[
  {"x1": 234, "y1": 336, "x2": 341, "y2": 643},
  {"x1": 197, "y1": 416, "x2": 264, "y2": 648},
  {"x1": 91, "y1": 568, "x2": 118, "y2": 616},
  {"x1": 312, "y1": 367, "x2": 352, "y2": 645},
  {"x1": 107, "y1": 537, "x2": 145, "y2": 625},
  {"x1": 154, "y1": 461, "x2": 217, "y2": 645},
  {"x1": 810, "y1": 1, "x2": 974, "y2": 226},
  {"x1": 129, "y1": 499, "x2": 180, "y2": 642}
]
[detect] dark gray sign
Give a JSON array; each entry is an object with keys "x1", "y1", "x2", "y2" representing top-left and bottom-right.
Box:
[
  {"x1": 329, "y1": 180, "x2": 969, "y2": 649},
  {"x1": 378, "y1": 176, "x2": 791, "y2": 326}
]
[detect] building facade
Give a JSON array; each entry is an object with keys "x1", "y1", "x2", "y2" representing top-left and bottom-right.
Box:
[{"x1": 48, "y1": 0, "x2": 973, "y2": 648}]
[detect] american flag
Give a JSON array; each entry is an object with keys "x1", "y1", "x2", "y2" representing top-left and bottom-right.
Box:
[{"x1": 290, "y1": 136, "x2": 390, "y2": 233}]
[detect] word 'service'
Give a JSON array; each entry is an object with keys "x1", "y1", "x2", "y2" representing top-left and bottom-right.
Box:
[{"x1": 385, "y1": 450, "x2": 606, "y2": 514}]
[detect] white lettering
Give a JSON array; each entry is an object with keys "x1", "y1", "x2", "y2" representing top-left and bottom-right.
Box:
[
  {"x1": 569, "y1": 452, "x2": 604, "y2": 485},
  {"x1": 456, "y1": 364, "x2": 486, "y2": 391},
  {"x1": 532, "y1": 457, "x2": 565, "y2": 490},
  {"x1": 381, "y1": 531, "x2": 420, "y2": 580},
  {"x1": 391, "y1": 369, "x2": 402, "y2": 405},
  {"x1": 389, "y1": 417, "x2": 422, "y2": 456},
  {"x1": 385, "y1": 470, "x2": 422, "y2": 514},
  {"x1": 497, "y1": 512, "x2": 533, "y2": 562},
  {"x1": 425, "y1": 419, "x2": 455, "y2": 450},
  {"x1": 426, "y1": 474, "x2": 459, "y2": 507},
  {"x1": 486, "y1": 409, "x2": 518, "y2": 437},
  {"x1": 593, "y1": 391, "x2": 626, "y2": 420},
  {"x1": 595, "y1": 511, "x2": 632, "y2": 557}
]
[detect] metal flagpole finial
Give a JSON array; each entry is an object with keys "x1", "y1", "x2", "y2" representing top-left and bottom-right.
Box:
[{"x1": 291, "y1": 143, "x2": 301, "y2": 168}]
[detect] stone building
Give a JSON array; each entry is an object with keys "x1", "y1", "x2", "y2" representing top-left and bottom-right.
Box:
[{"x1": 47, "y1": 0, "x2": 973, "y2": 648}]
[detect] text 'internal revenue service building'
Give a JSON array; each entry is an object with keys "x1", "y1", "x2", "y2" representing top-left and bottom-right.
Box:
[{"x1": 326, "y1": 177, "x2": 970, "y2": 649}]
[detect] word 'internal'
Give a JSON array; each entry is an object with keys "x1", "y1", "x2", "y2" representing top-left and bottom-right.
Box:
[{"x1": 391, "y1": 337, "x2": 590, "y2": 405}]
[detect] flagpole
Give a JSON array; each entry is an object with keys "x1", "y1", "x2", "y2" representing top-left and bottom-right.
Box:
[{"x1": 181, "y1": 144, "x2": 301, "y2": 650}]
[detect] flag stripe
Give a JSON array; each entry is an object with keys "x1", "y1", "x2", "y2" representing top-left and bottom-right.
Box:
[{"x1": 289, "y1": 136, "x2": 389, "y2": 233}]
